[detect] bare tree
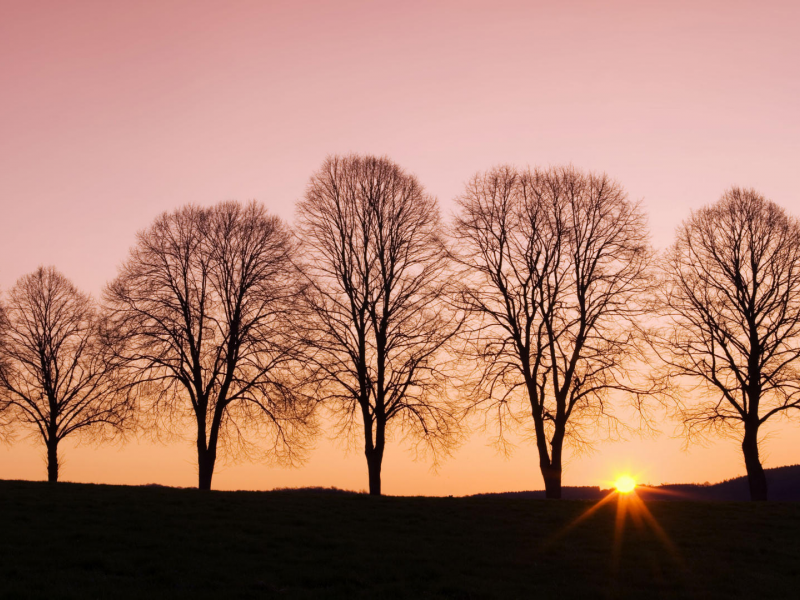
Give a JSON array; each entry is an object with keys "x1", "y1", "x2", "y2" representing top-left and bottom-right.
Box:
[
  {"x1": 0, "y1": 301, "x2": 11, "y2": 441},
  {"x1": 297, "y1": 154, "x2": 461, "y2": 496},
  {"x1": 105, "y1": 201, "x2": 314, "y2": 490},
  {"x1": 451, "y1": 166, "x2": 651, "y2": 499},
  {"x1": 655, "y1": 188, "x2": 800, "y2": 501},
  {"x1": 0, "y1": 267, "x2": 131, "y2": 482}
]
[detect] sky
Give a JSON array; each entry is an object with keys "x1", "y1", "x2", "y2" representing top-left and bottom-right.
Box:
[{"x1": 1, "y1": 0, "x2": 799, "y2": 494}]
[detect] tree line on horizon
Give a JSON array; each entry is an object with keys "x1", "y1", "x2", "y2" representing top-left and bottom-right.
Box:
[{"x1": 1, "y1": 154, "x2": 799, "y2": 502}]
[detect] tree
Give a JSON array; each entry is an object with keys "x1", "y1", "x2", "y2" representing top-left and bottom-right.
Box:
[
  {"x1": 105, "y1": 201, "x2": 313, "y2": 490},
  {"x1": 451, "y1": 165, "x2": 651, "y2": 499},
  {"x1": 656, "y1": 188, "x2": 800, "y2": 501},
  {"x1": 297, "y1": 154, "x2": 461, "y2": 496},
  {"x1": 0, "y1": 301, "x2": 11, "y2": 441},
  {"x1": 0, "y1": 267, "x2": 130, "y2": 482}
]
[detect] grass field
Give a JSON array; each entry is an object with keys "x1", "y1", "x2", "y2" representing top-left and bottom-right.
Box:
[{"x1": 1, "y1": 480, "x2": 799, "y2": 599}]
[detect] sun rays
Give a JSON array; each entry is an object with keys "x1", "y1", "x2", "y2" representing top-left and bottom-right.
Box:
[
  {"x1": 543, "y1": 474, "x2": 686, "y2": 580},
  {"x1": 610, "y1": 484, "x2": 683, "y2": 570}
]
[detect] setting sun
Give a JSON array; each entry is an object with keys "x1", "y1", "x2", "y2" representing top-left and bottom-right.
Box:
[{"x1": 615, "y1": 475, "x2": 637, "y2": 494}]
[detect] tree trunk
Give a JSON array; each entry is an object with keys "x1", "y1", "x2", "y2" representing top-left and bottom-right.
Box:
[
  {"x1": 541, "y1": 463, "x2": 562, "y2": 499},
  {"x1": 366, "y1": 448, "x2": 383, "y2": 496},
  {"x1": 539, "y1": 423, "x2": 564, "y2": 499},
  {"x1": 197, "y1": 447, "x2": 217, "y2": 491},
  {"x1": 742, "y1": 422, "x2": 767, "y2": 501},
  {"x1": 46, "y1": 439, "x2": 59, "y2": 483}
]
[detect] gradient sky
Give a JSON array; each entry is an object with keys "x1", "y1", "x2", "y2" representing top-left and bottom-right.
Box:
[{"x1": 1, "y1": 0, "x2": 799, "y2": 494}]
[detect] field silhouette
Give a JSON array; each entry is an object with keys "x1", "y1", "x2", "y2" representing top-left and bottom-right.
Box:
[{"x1": 2, "y1": 478, "x2": 799, "y2": 599}]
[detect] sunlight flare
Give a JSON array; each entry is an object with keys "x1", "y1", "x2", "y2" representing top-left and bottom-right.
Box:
[{"x1": 615, "y1": 475, "x2": 637, "y2": 494}]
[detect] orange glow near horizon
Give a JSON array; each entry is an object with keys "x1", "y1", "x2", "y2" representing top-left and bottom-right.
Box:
[{"x1": 1, "y1": 1, "x2": 800, "y2": 494}]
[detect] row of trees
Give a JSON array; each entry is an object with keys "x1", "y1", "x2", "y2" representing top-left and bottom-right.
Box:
[{"x1": 1, "y1": 155, "x2": 799, "y2": 501}]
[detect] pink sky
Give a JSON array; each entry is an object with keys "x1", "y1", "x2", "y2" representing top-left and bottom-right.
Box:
[{"x1": 1, "y1": 0, "x2": 799, "y2": 494}]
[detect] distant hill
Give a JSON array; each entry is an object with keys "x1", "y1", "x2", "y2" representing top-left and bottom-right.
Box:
[
  {"x1": 637, "y1": 464, "x2": 800, "y2": 502},
  {"x1": 471, "y1": 464, "x2": 800, "y2": 501},
  {"x1": 471, "y1": 485, "x2": 606, "y2": 500}
]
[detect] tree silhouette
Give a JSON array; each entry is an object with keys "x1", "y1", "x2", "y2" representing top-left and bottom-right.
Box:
[
  {"x1": 297, "y1": 154, "x2": 461, "y2": 495},
  {"x1": 0, "y1": 267, "x2": 131, "y2": 482},
  {"x1": 451, "y1": 166, "x2": 651, "y2": 499},
  {"x1": 105, "y1": 201, "x2": 314, "y2": 490},
  {"x1": 655, "y1": 188, "x2": 800, "y2": 501}
]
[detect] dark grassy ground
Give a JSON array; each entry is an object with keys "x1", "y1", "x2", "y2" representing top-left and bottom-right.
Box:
[{"x1": 1, "y1": 480, "x2": 799, "y2": 599}]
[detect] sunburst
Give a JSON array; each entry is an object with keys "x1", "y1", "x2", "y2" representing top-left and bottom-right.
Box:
[
  {"x1": 614, "y1": 475, "x2": 636, "y2": 494},
  {"x1": 543, "y1": 471, "x2": 686, "y2": 581}
]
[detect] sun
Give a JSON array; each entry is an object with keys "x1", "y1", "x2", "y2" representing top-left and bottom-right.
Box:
[{"x1": 615, "y1": 475, "x2": 637, "y2": 494}]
